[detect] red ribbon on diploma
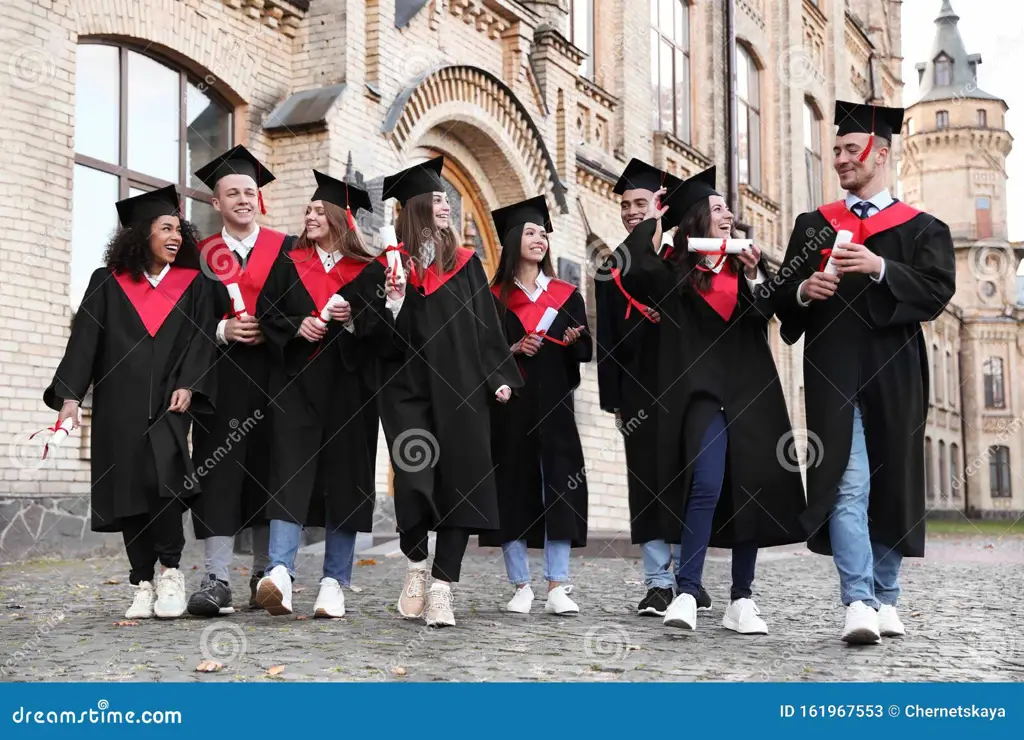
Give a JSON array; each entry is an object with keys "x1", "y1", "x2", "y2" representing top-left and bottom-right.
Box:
[
  {"x1": 818, "y1": 248, "x2": 832, "y2": 273},
  {"x1": 29, "y1": 417, "x2": 67, "y2": 460},
  {"x1": 694, "y1": 238, "x2": 728, "y2": 273}
]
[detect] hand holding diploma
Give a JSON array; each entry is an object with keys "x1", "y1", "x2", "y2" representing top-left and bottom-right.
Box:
[
  {"x1": 31, "y1": 412, "x2": 77, "y2": 461},
  {"x1": 513, "y1": 334, "x2": 544, "y2": 356},
  {"x1": 57, "y1": 400, "x2": 81, "y2": 431},
  {"x1": 326, "y1": 295, "x2": 352, "y2": 324},
  {"x1": 226, "y1": 283, "x2": 251, "y2": 319},
  {"x1": 299, "y1": 316, "x2": 328, "y2": 343},
  {"x1": 831, "y1": 241, "x2": 883, "y2": 277},
  {"x1": 736, "y1": 244, "x2": 762, "y2": 279}
]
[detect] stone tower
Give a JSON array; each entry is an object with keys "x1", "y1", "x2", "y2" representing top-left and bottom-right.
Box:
[{"x1": 900, "y1": 1, "x2": 1022, "y2": 517}]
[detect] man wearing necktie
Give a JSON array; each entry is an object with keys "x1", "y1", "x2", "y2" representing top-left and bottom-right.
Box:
[{"x1": 773, "y1": 101, "x2": 955, "y2": 645}]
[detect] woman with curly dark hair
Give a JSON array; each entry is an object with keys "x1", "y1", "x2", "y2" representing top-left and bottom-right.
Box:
[{"x1": 44, "y1": 185, "x2": 216, "y2": 620}]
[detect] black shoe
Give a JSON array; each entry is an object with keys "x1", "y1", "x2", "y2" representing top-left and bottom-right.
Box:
[
  {"x1": 249, "y1": 571, "x2": 264, "y2": 609},
  {"x1": 637, "y1": 587, "x2": 674, "y2": 617},
  {"x1": 697, "y1": 585, "x2": 713, "y2": 612},
  {"x1": 186, "y1": 574, "x2": 234, "y2": 617}
]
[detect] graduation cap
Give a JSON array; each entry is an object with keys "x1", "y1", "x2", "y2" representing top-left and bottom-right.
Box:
[
  {"x1": 312, "y1": 169, "x2": 373, "y2": 230},
  {"x1": 834, "y1": 100, "x2": 905, "y2": 162},
  {"x1": 490, "y1": 195, "x2": 552, "y2": 242},
  {"x1": 193, "y1": 145, "x2": 276, "y2": 214},
  {"x1": 664, "y1": 166, "x2": 720, "y2": 228},
  {"x1": 115, "y1": 185, "x2": 181, "y2": 228},
  {"x1": 614, "y1": 158, "x2": 690, "y2": 229},
  {"x1": 382, "y1": 156, "x2": 445, "y2": 206}
]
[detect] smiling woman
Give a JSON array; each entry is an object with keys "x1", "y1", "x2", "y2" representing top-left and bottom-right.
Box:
[{"x1": 70, "y1": 41, "x2": 234, "y2": 311}]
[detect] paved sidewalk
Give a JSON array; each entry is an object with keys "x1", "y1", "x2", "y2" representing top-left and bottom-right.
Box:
[{"x1": 1, "y1": 535, "x2": 1022, "y2": 682}]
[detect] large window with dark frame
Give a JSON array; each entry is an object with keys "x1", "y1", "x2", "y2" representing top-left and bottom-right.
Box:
[
  {"x1": 989, "y1": 446, "x2": 1012, "y2": 498},
  {"x1": 925, "y1": 437, "x2": 934, "y2": 500},
  {"x1": 71, "y1": 42, "x2": 233, "y2": 310},
  {"x1": 983, "y1": 357, "x2": 1006, "y2": 409},
  {"x1": 650, "y1": 0, "x2": 691, "y2": 142},
  {"x1": 570, "y1": 0, "x2": 595, "y2": 79},
  {"x1": 804, "y1": 98, "x2": 823, "y2": 211},
  {"x1": 736, "y1": 44, "x2": 761, "y2": 189}
]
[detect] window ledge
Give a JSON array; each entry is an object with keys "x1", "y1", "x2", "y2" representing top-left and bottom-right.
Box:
[
  {"x1": 575, "y1": 75, "x2": 618, "y2": 111},
  {"x1": 653, "y1": 130, "x2": 711, "y2": 170},
  {"x1": 220, "y1": 0, "x2": 307, "y2": 38}
]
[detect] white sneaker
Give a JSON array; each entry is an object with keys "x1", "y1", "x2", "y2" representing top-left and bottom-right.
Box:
[
  {"x1": 841, "y1": 600, "x2": 881, "y2": 644},
  {"x1": 255, "y1": 564, "x2": 293, "y2": 616},
  {"x1": 313, "y1": 577, "x2": 345, "y2": 618},
  {"x1": 424, "y1": 582, "x2": 455, "y2": 628},
  {"x1": 153, "y1": 568, "x2": 187, "y2": 619},
  {"x1": 544, "y1": 585, "x2": 579, "y2": 616},
  {"x1": 125, "y1": 581, "x2": 155, "y2": 619},
  {"x1": 878, "y1": 604, "x2": 906, "y2": 637},
  {"x1": 722, "y1": 598, "x2": 768, "y2": 634},
  {"x1": 663, "y1": 593, "x2": 697, "y2": 630},
  {"x1": 397, "y1": 560, "x2": 430, "y2": 619},
  {"x1": 506, "y1": 584, "x2": 534, "y2": 614}
]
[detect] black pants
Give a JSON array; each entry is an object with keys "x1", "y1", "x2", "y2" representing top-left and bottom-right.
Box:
[
  {"x1": 400, "y1": 522, "x2": 470, "y2": 582},
  {"x1": 120, "y1": 451, "x2": 186, "y2": 585}
]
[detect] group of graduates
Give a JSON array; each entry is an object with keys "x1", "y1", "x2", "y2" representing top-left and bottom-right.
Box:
[{"x1": 46, "y1": 98, "x2": 955, "y2": 643}]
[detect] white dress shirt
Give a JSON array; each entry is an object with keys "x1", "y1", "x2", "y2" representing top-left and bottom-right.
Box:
[
  {"x1": 515, "y1": 271, "x2": 551, "y2": 303},
  {"x1": 702, "y1": 254, "x2": 765, "y2": 290},
  {"x1": 310, "y1": 245, "x2": 355, "y2": 334},
  {"x1": 796, "y1": 189, "x2": 889, "y2": 307},
  {"x1": 145, "y1": 263, "x2": 171, "y2": 288},
  {"x1": 215, "y1": 225, "x2": 261, "y2": 344}
]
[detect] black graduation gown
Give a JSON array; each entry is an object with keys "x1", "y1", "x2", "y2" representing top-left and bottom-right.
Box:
[
  {"x1": 378, "y1": 248, "x2": 524, "y2": 534},
  {"x1": 773, "y1": 200, "x2": 956, "y2": 557},
  {"x1": 189, "y1": 228, "x2": 289, "y2": 538},
  {"x1": 480, "y1": 280, "x2": 592, "y2": 548},
  {"x1": 256, "y1": 248, "x2": 388, "y2": 531},
  {"x1": 618, "y1": 220, "x2": 807, "y2": 548},
  {"x1": 44, "y1": 266, "x2": 216, "y2": 532}
]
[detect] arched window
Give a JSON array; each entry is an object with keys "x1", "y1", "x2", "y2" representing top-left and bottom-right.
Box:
[
  {"x1": 71, "y1": 42, "x2": 234, "y2": 310},
  {"x1": 950, "y1": 442, "x2": 960, "y2": 498},
  {"x1": 924, "y1": 437, "x2": 934, "y2": 500},
  {"x1": 933, "y1": 344, "x2": 943, "y2": 404},
  {"x1": 737, "y1": 44, "x2": 762, "y2": 189},
  {"x1": 936, "y1": 110, "x2": 950, "y2": 130},
  {"x1": 938, "y1": 440, "x2": 947, "y2": 500},
  {"x1": 946, "y1": 351, "x2": 956, "y2": 407},
  {"x1": 983, "y1": 357, "x2": 1005, "y2": 409},
  {"x1": 650, "y1": 0, "x2": 691, "y2": 142},
  {"x1": 935, "y1": 54, "x2": 953, "y2": 87},
  {"x1": 804, "y1": 98, "x2": 823, "y2": 210}
]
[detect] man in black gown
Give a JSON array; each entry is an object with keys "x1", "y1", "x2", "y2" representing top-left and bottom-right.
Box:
[{"x1": 773, "y1": 101, "x2": 955, "y2": 644}]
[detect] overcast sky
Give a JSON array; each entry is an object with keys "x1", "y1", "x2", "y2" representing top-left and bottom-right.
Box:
[{"x1": 900, "y1": 0, "x2": 1022, "y2": 241}]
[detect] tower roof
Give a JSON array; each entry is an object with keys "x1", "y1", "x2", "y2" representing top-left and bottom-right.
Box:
[{"x1": 912, "y1": 1, "x2": 1002, "y2": 104}]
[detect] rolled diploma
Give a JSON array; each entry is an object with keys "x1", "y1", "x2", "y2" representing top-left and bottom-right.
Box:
[
  {"x1": 687, "y1": 237, "x2": 753, "y2": 254},
  {"x1": 47, "y1": 417, "x2": 75, "y2": 451},
  {"x1": 314, "y1": 294, "x2": 348, "y2": 329},
  {"x1": 535, "y1": 307, "x2": 559, "y2": 335},
  {"x1": 381, "y1": 226, "x2": 405, "y2": 283},
  {"x1": 823, "y1": 230, "x2": 854, "y2": 276},
  {"x1": 225, "y1": 282, "x2": 250, "y2": 319}
]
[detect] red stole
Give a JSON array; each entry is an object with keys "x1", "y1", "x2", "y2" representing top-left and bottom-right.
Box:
[
  {"x1": 199, "y1": 228, "x2": 287, "y2": 316},
  {"x1": 816, "y1": 200, "x2": 921, "y2": 270},
  {"x1": 290, "y1": 248, "x2": 373, "y2": 312},
  {"x1": 492, "y1": 278, "x2": 576, "y2": 338},
  {"x1": 407, "y1": 246, "x2": 475, "y2": 295},
  {"x1": 114, "y1": 267, "x2": 200, "y2": 337},
  {"x1": 697, "y1": 262, "x2": 739, "y2": 322}
]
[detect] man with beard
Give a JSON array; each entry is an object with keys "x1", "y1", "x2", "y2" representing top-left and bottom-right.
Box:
[
  {"x1": 595, "y1": 158, "x2": 711, "y2": 617},
  {"x1": 185, "y1": 146, "x2": 291, "y2": 616},
  {"x1": 773, "y1": 102, "x2": 955, "y2": 643}
]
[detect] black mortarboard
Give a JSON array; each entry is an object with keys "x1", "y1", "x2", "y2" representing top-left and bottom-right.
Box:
[
  {"x1": 115, "y1": 185, "x2": 181, "y2": 228},
  {"x1": 665, "y1": 166, "x2": 720, "y2": 228},
  {"x1": 834, "y1": 101, "x2": 904, "y2": 140},
  {"x1": 382, "y1": 156, "x2": 445, "y2": 206},
  {"x1": 193, "y1": 145, "x2": 276, "y2": 213},
  {"x1": 613, "y1": 158, "x2": 685, "y2": 197},
  {"x1": 312, "y1": 170, "x2": 373, "y2": 214},
  {"x1": 490, "y1": 196, "x2": 552, "y2": 242}
]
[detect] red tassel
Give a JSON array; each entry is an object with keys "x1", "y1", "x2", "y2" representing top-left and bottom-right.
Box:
[
  {"x1": 346, "y1": 205, "x2": 355, "y2": 230},
  {"x1": 258, "y1": 190, "x2": 267, "y2": 215},
  {"x1": 858, "y1": 135, "x2": 874, "y2": 163}
]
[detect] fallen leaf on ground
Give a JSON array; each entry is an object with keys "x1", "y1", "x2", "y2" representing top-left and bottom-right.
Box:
[
  {"x1": 7, "y1": 604, "x2": 24, "y2": 609},
  {"x1": 391, "y1": 666, "x2": 407, "y2": 677},
  {"x1": 191, "y1": 565, "x2": 200, "y2": 570},
  {"x1": 293, "y1": 587, "x2": 305, "y2": 594},
  {"x1": 267, "y1": 665, "x2": 286, "y2": 676},
  {"x1": 357, "y1": 558, "x2": 377, "y2": 566},
  {"x1": 348, "y1": 585, "x2": 364, "y2": 593},
  {"x1": 113, "y1": 620, "x2": 138, "y2": 627},
  {"x1": 984, "y1": 544, "x2": 995, "y2": 549},
  {"x1": 295, "y1": 615, "x2": 309, "y2": 621},
  {"x1": 104, "y1": 579, "x2": 121, "y2": 585},
  {"x1": 195, "y1": 660, "x2": 223, "y2": 673},
  {"x1": 910, "y1": 611, "x2": 921, "y2": 617}
]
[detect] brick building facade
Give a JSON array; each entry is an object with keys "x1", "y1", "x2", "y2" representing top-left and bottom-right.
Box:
[{"x1": 1, "y1": 0, "x2": 1011, "y2": 561}]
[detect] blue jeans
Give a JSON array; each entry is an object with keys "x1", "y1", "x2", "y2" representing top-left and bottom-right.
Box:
[
  {"x1": 267, "y1": 519, "x2": 357, "y2": 586},
  {"x1": 501, "y1": 464, "x2": 571, "y2": 584},
  {"x1": 675, "y1": 411, "x2": 731, "y2": 598},
  {"x1": 642, "y1": 540, "x2": 680, "y2": 589},
  {"x1": 829, "y1": 404, "x2": 903, "y2": 608}
]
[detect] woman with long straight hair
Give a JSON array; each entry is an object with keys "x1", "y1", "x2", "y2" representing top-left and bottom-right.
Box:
[
  {"x1": 481, "y1": 196, "x2": 591, "y2": 615},
  {"x1": 45, "y1": 186, "x2": 216, "y2": 619},
  {"x1": 379, "y1": 156, "x2": 523, "y2": 628},
  {"x1": 616, "y1": 167, "x2": 806, "y2": 634},
  {"x1": 254, "y1": 171, "x2": 386, "y2": 619}
]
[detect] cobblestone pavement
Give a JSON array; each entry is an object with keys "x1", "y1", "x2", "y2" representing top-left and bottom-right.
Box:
[{"x1": 2, "y1": 536, "x2": 1023, "y2": 682}]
